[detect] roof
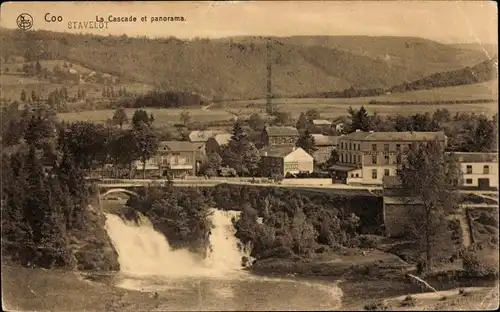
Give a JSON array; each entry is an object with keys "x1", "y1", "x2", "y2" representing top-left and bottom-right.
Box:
[
  {"x1": 340, "y1": 131, "x2": 446, "y2": 142},
  {"x1": 264, "y1": 126, "x2": 299, "y2": 137},
  {"x1": 158, "y1": 141, "x2": 197, "y2": 152},
  {"x1": 259, "y1": 146, "x2": 301, "y2": 158},
  {"x1": 312, "y1": 119, "x2": 332, "y2": 125},
  {"x1": 449, "y1": 152, "x2": 498, "y2": 163},
  {"x1": 211, "y1": 133, "x2": 232, "y2": 145},
  {"x1": 312, "y1": 134, "x2": 339, "y2": 146},
  {"x1": 188, "y1": 130, "x2": 223, "y2": 142},
  {"x1": 192, "y1": 142, "x2": 206, "y2": 150}
]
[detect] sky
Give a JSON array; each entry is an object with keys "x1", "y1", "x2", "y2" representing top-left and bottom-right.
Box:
[{"x1": 0, "y1": 1, "x2": 497, "y2": 44}]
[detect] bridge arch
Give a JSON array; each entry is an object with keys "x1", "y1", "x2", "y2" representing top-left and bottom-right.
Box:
[{"x1": 100, "y1": 188, "x2": 140, "y2": 199}]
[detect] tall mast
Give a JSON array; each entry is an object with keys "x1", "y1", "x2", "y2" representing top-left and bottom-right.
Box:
[{"x1": 266, "y1": 38, "x2": 273, "y2": 114}]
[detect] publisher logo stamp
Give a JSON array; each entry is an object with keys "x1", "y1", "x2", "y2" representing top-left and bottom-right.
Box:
[{"x1": 17, "y1": 13, "x2": 34, "y2": 30}]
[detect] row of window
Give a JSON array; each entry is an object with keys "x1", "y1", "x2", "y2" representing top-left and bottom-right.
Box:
[
  {"x1": 466, "y1": 165, "x2": 490, "y2": 174},
  {"x1": 284, "y1": 162, "x2": 299, "y2": 171},
  {"x1": 341, "y1": 153, "x2": 361, "y2": 164},
  {"x1": 349, "y1": 169, "x2": 392, "y2": 179},
  {"x1": 340, "y1": 142, "x2": 423, "y2": 152},
  {"x1": 371, "y1": 168, "x2": 391, "y2": 179},
  {"x1": 270, "y1": 137, "x2": 296, "y2": 144},
  {"x1": 340, "y1": 141, "x2": 361, "y2": 150},
  {"x1": 161, "y1": 156, "x2": 191, "y2": 165},
  {"x1": 341, "y1": 153, "x2": 402, "y2": 165}
]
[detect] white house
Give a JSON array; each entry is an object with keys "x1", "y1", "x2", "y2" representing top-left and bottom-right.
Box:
[
  {"x1": 452, "y1": 152, "x2": 498, "y2": 190},
  {"x1": 259, "y1": 146, "x2": 314, "y2": 177}
]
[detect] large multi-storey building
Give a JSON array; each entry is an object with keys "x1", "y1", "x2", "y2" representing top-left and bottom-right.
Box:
[{"x1": 331, "y1": 130, "x2": 447, "y2": 185}]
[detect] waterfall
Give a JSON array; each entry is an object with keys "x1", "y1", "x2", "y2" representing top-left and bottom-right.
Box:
[{"x1": 104, "y1": 208, "x2": 248, "y2": 278}]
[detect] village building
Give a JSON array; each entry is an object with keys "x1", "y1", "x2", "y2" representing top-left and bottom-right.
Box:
[
  {"x1": 188, "y1": 130, "x2": 224, "y2": 153},
  {"x1": 258, "y1": 146, "x2": 314, "y2": 177},
  {"x1": 311, "y1": 134, "x2": 339, "y2": 164},
  {"x1": 332, "y1": 120, "x2": 345, "y2": 133},
  {"x1": 330, "y1": 130, "x2": 447, "y2": 185},
  {"x1": 135, "y1": 141, "x2": 198, "y2": 178},
  {"x1": 452, "y1": 152, "x2": 498, "y2": 190},
  {"x1": 205, "y1": 133, "x2": 232, "y2": 155},
  {"x1": 261, "y1": 126, "x2": 299, "y2": 147}
]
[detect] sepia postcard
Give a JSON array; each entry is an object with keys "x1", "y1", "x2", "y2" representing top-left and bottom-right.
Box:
[{"x1": 0, "y1": 1, "x2": 498, "y2": 311}]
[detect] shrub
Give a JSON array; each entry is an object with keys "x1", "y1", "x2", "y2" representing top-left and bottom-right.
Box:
[
  {"x1": 400, "y1": 295, "x2": 416, "y2": 307},
  {"x1": 358, "y1": 235, "x2": 380, "y2": 249},
  {"x1": 259, "y1": 246, "x2": 296, "y2": 260},
  {"x1": 462, "y1": 247, "x2": 499, "y2": 278},
  {"x1": 363, "y1": 301, "x2": 391, "y2": 311}
]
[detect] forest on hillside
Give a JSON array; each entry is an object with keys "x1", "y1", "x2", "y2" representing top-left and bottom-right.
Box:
[{"x1": 0, "y1": 28, "x2": 492, "y2": 100}]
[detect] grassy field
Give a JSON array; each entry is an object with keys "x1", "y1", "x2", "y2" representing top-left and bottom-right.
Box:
[
  {"x1": 58, "y1": 108, "x2": 235, "y2": 126},
  {"x1": 57, "y1": 101, "x2": 497, "y2": 126},
  {"x1": 34, "y1": 79, "x2": 500, "y2": 125},
  {"x1": 213, "y1": 80, "x2": 498, "y2": 119}
]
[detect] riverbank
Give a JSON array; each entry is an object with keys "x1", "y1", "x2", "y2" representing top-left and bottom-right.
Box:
[
  {"x1": 2, "y1": 264, "x2": 498, "y2": 311},
  {"x1": 247, "y1": 247, "x2": 499, "y2": 310}
]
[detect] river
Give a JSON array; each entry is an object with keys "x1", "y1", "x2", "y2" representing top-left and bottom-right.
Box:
[{"x1": 100, "y1": 208, "x2": 343, "y2": 311}]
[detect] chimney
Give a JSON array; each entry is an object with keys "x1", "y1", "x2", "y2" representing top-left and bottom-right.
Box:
[
  {"x1": 355, "y1": 129, "x2": 361, "y2": 132},
  {"x1": 292, "y1": 146, "x2": 296, "y2": 151},
  {"x1": 264, "y1": 152, "x2": 268, "y2": 156}
]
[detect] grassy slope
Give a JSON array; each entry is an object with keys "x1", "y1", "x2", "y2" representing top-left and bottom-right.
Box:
[
  {"x1": 56, "y1": 80, "x2": 498, "y2": 125},
  {"x1": 0, "y1": 29, "x2": 490, "y2": 99}
]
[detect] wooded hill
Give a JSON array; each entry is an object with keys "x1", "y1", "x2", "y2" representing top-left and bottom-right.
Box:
[
  {"x1": 0, "y1": 28, "x2": 493, "y2": 100},
  {"x1": 389, "y1": 57, "x2": 498, "y2": 93}
]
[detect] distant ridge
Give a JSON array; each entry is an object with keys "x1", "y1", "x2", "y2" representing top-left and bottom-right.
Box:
[{"x1": 0, "y1": 28, "x2": 492, "y2": 100}]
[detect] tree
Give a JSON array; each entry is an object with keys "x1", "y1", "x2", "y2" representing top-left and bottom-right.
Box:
[
  {"x1": 324, "y1": 149, "x2": 339, "y2": 169},
  {"x1": 132, "y1": 123, "x2": 159, "y2": 179},
  {"x1": 296, "y1": 112, "x2": 309, "y2": 131},
  {"x1": 222, "y1": 121, "x2": 260, "y2": 176},
  {"x1": 295, "y1": 129, "x2": 318, "y2": 156},
  {"x1": 241, "y1": 142, "x2": 261, "y2": 177},
  {"x1": 59, "y1": 122, "x2": 109, "y2": 174},
  {"x1": 273, "y1": 111, "x2": 290, "y2": 125},
  {"x1": 305, "y1": 109, "x2": 320, "y2": 122},
  {"x1": 180, "y1": 110, "x2": 191, "y2": 125},
  {"x1": 20, "y1": 89, "x2": 27, "y2": 102},
  {"x1": 348, "y1": 106, "x2": 370, "y2": 132},
  {"x1": 202, "y1": 152, "x2": 223, "y2": 177},
  {"x1": 112, "y1": 107, "x2": 128, "y2": 129},
  {"x1": 108, "y1": 130, "x2": 141, "y2": 178},
  {"x1": 35, "y1": 61, "x2": 42, "y2": 75},
  {"x1": 31, "y1": 90, "x2": 38, "y2": 102},
  {"x1": 248, "y1": 113, "x2": 265, "y2": 131},
  {"x1": 24, "y1": 115, "x2": 56, "y2": 151},
  {"x1": 131, "y1": 109, "x2": 151, "y2": 129},
  {"x1": 397, "y1": 141, "x2": 462, "y2": 271}
]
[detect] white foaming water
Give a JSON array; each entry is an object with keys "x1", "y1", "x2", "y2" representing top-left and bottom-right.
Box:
[
  {"x1": 103, "y1": 207, "x2": 343, "y2": 310},
  {"x1": 104, "y1": 208, "x2": 247, "y2": 279},
  {"x1": 205, "y1": 210, "x2": 247, "y2": 271}
]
